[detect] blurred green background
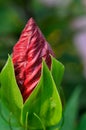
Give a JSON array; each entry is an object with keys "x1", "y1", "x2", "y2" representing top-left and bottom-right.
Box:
[{"x1": 0, "y1": 0, "x2": 86, "y2": 129}]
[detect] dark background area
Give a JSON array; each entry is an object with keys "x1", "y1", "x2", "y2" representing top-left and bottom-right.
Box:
[{"x1": 0, "y1": 0, "x2": 86, "y2": 129}]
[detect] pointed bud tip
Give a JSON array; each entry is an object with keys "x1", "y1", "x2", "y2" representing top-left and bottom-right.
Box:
[
  {"x1": 27, "y1": 17, "x2": 36, "y2": 26},
  {"x1": 29, "y1": 17, "x2": 35, "y2": 22}
]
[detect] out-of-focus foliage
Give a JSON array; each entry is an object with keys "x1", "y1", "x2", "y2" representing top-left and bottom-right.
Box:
[
  {"x1": 0, "y1": 0, "x2": 86, "y2": 129},
  {"x1": 77, "y1": 114, "x2": 86, "y2": 130},
  {"x1": 61, "y1": 87, "x2": 81, "y2": 130}
]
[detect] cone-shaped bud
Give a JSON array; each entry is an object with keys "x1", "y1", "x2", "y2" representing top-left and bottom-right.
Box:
[{"x1": 12, "y1": 18, "x2": 54, "y2": 102}]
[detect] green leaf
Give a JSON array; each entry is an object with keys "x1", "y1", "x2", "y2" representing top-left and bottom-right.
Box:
[
  {"x1": 0, "y1": 99, "x2": 10, "y2": 130},
  {"x1": 0, "y1": 74, "x2": 1, "y2": 98},
  {"x1": 0, "y1": 119, "x2": 24, "y2": 130},
  {"x1": 0, "y1": 56, "x2": 23, "y2": 120},
  {"x1": 0, "y1": 98, "x2": 24, "y2": 130},
  {"x1": 0, "y1": 114, "x2": 10, "y2": 130},
  {"x1": 77, "y1": 114, "x2": 86, "y2": 130},
  {"x1": 51, "y1": 56, "x2": 64, "y2": 90},
  {"x1": 61, "y1": 87, "x2": 81, "y2": 130},
  {"x1": 21, "y1": 60, "x2": 62, "y2": 129}
]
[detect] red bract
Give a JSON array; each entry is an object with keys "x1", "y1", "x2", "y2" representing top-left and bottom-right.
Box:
[{"x1": 12, "y1": 18, "x2": 54, "y2": 102}]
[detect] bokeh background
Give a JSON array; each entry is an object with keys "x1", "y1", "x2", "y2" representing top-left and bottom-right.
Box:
[{"x1": 0, "y1": 0, "x2": 86, "y2": 130}]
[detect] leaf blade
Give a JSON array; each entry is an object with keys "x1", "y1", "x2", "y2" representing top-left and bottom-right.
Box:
[
  {"x1": 22, "y1": 59, "x2": 62, "y2": 129},
  {"x1": 61, "y1": 87, "x2": 81, "y2": 130},
  {"x1": 0, "y1": 56, "x2": 23, "y2": 120},
  {"x1": 51, "y1": 56, "x2": 64, "y2": 90}
]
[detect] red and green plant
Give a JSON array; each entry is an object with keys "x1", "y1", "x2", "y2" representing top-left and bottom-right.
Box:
[{"x1": 0, "y1": 18, "x2": 64, "y2": 130}]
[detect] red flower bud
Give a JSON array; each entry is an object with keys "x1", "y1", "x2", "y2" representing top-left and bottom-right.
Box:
[{"x1": 12, "y1": 18, "x2": 54, "y2": 102}]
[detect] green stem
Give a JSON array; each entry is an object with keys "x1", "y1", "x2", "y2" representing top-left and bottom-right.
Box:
[{"x1": 33, "y1": 113, "x2": 46, "y2": 130}]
